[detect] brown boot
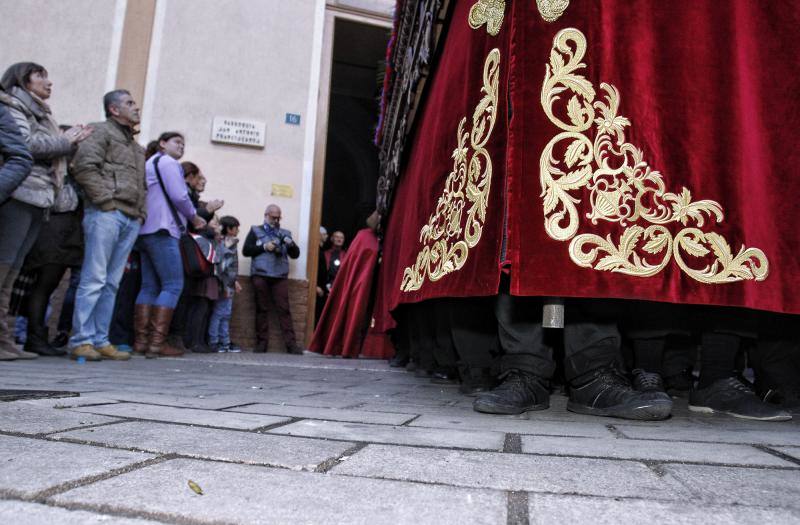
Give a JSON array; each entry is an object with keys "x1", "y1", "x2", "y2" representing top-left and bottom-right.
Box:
[
  {"x1": 149, "y1": 306, "x2": 183, "y2": 357},
  {"x1": 133, "y1": 304, "x2": 152, "y2": 355}
]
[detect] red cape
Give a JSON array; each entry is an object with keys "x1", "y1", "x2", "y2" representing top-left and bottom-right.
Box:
[{"x1": 309, "y1": 229, "x2": 390, "y2": 358}]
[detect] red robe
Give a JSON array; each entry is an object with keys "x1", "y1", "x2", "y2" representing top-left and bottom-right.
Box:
[
  {"x1": 309, "y1": 229, "x2": 390, "y2": 358},
  {"x1": 374, "y1": 0, "x2": 800, "y2": 328}
]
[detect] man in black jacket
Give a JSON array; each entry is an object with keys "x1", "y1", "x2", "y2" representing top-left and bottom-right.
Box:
[{"x1": 243, "y1": 204, "x2": 301, "y2": 354}]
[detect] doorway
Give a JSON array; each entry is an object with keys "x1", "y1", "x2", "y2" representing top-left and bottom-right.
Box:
[
  {"x1": 320, "y1": 19, "x2": 390, "y2": 245},
  {"x1": 305, "y1": 14, "x2": 391, "y2": 341}
]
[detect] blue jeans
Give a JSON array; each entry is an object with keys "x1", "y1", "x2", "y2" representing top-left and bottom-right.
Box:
[
  {"x1": 135, "y1": 232, "x2": 184, "y2": 308},
  {"x1": 69, "y1": 208, "x2": 140, "y2": 349},
  {"x1": 208, "y1": 297, "x2": 233, "y2": 346}
]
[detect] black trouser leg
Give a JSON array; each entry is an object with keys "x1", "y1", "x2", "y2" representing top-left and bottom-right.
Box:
[
  {"x1": 663, "y1": 334, "x2": 697, "y2": 377},
  {"x1": 495, "y1": 293, "x2": 553, "y2": 377},
  {"x1": 57, "y1": 267, "x2": 81, "y2": 334},
  {"x1": 564, "y1": 300, "x2": 623, "y2": 384},
  {"x1": 432, "y1": 300, "x2": 457, "y2": 370},
  {"x1": 109, "y1": 255, "x2": 141, "y2": 346},
  {"x1": 24, "y1": 264, "x2": 67, "y2": 331},
  {"x1": 450, "y1": 297, "x2": 498, "y2": 373}
]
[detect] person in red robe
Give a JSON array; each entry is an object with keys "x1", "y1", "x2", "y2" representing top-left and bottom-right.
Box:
[{"x1": 308, "y1": 212, "x2": 391, "y2": 359}]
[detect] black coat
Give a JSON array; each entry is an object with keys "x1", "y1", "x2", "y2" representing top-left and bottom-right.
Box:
[{"x1": 23, "y1": 208, "x2": 83, "y2": 269}]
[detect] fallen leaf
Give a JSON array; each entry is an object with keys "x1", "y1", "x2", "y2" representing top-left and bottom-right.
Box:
[{"x1": 188, "y1": 480, "x2": 203, "y2": 495}]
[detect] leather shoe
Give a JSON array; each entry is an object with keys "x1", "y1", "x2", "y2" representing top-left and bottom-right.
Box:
[{"x1": 473, "y1": 370, "x2": 550, "y2": 415}]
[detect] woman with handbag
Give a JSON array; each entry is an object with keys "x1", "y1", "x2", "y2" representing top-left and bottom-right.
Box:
[
  {"x1": 0, "y1": 63, "x2": 92, "y2": 361},
  {"x1": 133, "y1": 132, "x2": 205, "y2": 358}
]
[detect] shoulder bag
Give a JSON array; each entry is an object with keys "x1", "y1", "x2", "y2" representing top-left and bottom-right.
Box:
[{"x1": 153, "y1": 155, "x2": 213, "y2": 278}]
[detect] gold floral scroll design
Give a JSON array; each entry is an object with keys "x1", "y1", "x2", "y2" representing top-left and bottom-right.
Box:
[
  {"x1": 537, "y1": 0, "x2": 570, "y2": 23},
  {"x1": 401, "y1": 49, "x2": 501, "y2": 292},
  {"x1": 469, "y1": 0, "x2": 505, "y2": 36},
  {"x1": 540, "y1": 28, "x2": 769, "y2": 284}
]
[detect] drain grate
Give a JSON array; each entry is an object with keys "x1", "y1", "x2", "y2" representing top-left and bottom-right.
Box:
[{"x1": 0, "y1": 390, "x2": 79, "y2": 402}]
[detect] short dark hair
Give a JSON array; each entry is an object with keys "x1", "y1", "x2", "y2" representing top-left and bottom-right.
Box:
[
  {"x1": 103, "y1": 89, "x2": 131, "y2": 118},
  {"x1": 0, "y1": 62, "x2": 47, "y2": 92},
  {"x1": 219, "y1": 215, "x2": 240, "y2": 235},
  {"x1": 181, "y1": 161, "x2": 200, "y2": 179}
]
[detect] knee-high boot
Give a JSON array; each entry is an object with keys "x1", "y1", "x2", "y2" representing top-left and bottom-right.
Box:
[
  {"x1": 133, "y1": 304, "x2": 152, "y2": 355},
  {"x1": 149, "y1": 306, "x2": 183, "y2": 358}
]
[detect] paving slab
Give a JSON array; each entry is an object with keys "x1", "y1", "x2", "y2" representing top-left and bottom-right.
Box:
[
  {"x1": 51, "y1": 458, "x2": 506, "y2": 524},
  {"x1": 54, "y1": 421, "x2": 353, "y2": 470},
  {"x1": 520, "y1": 435, "x2": 793, "y2": 466},
  {"x1": 0, "y1": 403, "x2": 119, "y2": 435},
  {"x1": 410, "y1": 414, "x2": 613, "y2": 438},
  {"x1": 528, "y1": 494, "x2": 800, "y2": 525},
  {"x1": 331, "y1": 444, "x2": 683, "y2": 499},
  {"x1": 270, "y1": 420, "x2": 505, "y2": 451},
  {"x1": 615, "y1": 424, "x2": 800, "y2": 446},
  {"x1": 68, "y1": 403, "x2": 290, "y2": 430},
  {"x1": 664, "y1": 464, "x2": 800, "y2": 509},
  {"x1": 87, "y1": 392, "x2": 263, "y2": 410},
  {"x1": 773, "y1": 446, "x2": 800, "y2": 462},
  {"x1": 0, "y1": 434, "x2": 154, "y2": 497},
  {"x1": 0, "y1": 501, "x2": 165, "y2": 525},
  {"x1": 225, "y1": 403, "x2": 416, "y2": 425}
]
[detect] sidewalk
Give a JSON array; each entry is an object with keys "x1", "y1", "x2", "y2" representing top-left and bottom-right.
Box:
[{"x1": 0, "y1": 354, "x2": 798, "y2": 524}]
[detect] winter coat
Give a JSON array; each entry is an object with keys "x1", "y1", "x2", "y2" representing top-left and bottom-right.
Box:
[
  {"x1": 72, "y1": 119, "x2": 146, "y2": 220},
  {"x1": 0, "y1": 102, "x2": 33, "y2": 202},
  {"x1": 0, "y1": 88, "x2": 72, "y2": 208}
]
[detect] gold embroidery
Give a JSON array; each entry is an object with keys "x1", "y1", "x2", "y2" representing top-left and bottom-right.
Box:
[
  {"x1": 541, "y1": 28, "x2": 768, "y2": 284},
  {"x1": 468, "y1": 0, "x2": 505, "y2": 36},
  {"x1": 537, "y1": 0, "x2": 570, "y2": 23},
  {"x1": 401, "y1": 49, "x2": 501, "y2": 292}
]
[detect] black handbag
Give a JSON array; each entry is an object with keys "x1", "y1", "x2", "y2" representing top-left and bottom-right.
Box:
[{"x1": 152, "y1": 155, "x2": 213, "y2": 278}]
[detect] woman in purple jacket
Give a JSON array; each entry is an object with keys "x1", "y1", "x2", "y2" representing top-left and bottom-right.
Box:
[{"x1": 133, "y1": 132, "x2": 205, "y2": 358}]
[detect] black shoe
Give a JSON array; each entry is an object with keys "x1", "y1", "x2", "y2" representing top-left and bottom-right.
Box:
[
  {"x1": 631, "y1": 369, "x2": 667, "y2": 393},
  {"x1": 253, "y1": 343, "x2": 267, "y2": 354},
  {"x1": 430, "y1": 367, "x2": 457, "y2": 384},
  {"x1": 459, "y1": 369, "x2": 496, "y2": 397},
  {"x1": 191, "y1": 343, "x2": 214, "y2": 354},
  {"x1": 663, "y1": 368, "x2": 693, "y2": 397},
  {"x1": 286, "y1": 345, "x2": 303, "y2": 355},
  {"x1": 473, "y1": 370, "x2": 550, "y2": 415},
  {"x1": 690, "y1": 377, "x2": 791, "y2": 421},
  {"x1": 25, "y1": 327, "x2": 66, "y2": 357},
  {"x1": 389, "y1": 354, "x2": 410, "y2": 368},
  {"x1": 760, "y1": 386, "x2": 800, "y2": 416},
  {"x1": 227, "y1": 343, "x2": 242, "y2": 353},
  {"x1": 568, "y1": 367, "x2": 672, "y2": 420},
  {"x1": 51, "y1": 331, "x2": 69, "y2": 349},
  {"x1": 405, "y1": 360, "x2": 418, "y2": 372}
]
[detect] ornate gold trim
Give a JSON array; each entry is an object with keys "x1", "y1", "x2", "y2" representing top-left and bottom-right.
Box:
[
  {"x1": 540, "y1": 28, "x2": 768, "y2": 284},
  {"x1": 468, "y1": 0, "x2": 505, "y2": 36},
  {"x1": 401, "y1": 49, "x2": 501, "y2": 292},
  {"x1": 537, "y1": 0, "x2": 570, "y2": 23}
]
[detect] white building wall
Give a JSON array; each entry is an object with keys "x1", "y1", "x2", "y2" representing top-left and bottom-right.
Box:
[{"x1": 0, "y1": 0, "x2": 120, "y2": 125}]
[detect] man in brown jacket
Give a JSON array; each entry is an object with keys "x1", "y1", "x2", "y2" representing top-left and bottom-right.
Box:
[{"x1": 68, "y1": 89, "x2": 145, "y2": 361}]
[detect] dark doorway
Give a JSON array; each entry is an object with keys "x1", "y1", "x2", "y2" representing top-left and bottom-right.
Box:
[{"x1": 320, "y1": 19, "x2": 390, "y2": 247}]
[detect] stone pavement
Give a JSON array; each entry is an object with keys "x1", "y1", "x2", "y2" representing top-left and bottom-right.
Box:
[{"x1": 0, "y1": 354, "x2": 798, "y2": 524}]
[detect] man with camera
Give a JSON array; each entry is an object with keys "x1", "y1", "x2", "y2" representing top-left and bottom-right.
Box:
[{"x1": 243, "y1": 204, "x2": 301, "y2": 354}]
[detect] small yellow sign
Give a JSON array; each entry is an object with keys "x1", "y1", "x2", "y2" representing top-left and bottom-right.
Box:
[{"x1": 271, "y1": 183, "x2": 294, "y2": 198}]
